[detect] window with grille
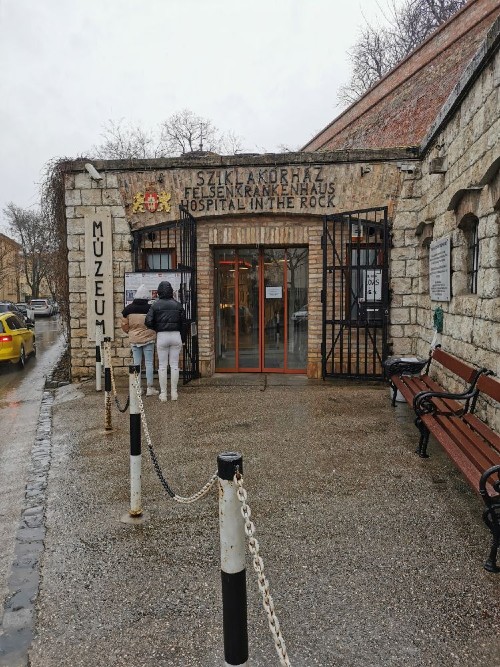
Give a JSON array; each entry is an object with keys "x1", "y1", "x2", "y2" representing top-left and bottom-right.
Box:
[{"x1": 468, "y1": 220, "x2": 479, "y2": 294}]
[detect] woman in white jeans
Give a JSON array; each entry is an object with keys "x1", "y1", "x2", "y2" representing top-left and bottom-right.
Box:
[{"x1": 145, "y1": 281, "x2": 187, "y2": 402}]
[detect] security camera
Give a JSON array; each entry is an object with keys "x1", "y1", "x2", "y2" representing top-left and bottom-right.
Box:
[{"x1": 85, "y1": 163, "x2": 103, "y2": 181}]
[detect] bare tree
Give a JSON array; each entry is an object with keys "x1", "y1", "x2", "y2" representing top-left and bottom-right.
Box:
[
  {"x1": 3, "y1": 203, "x2": 54, "y2": 299},
  {"x1": 93, "y1": 120, "x2": 162, "y2": 159},
  {"x1": 92, "y1": 110, "x2": 245, "y2": 159},
  {"x1": 338, "y1": 0, "x2": 468, "y2": 105}
]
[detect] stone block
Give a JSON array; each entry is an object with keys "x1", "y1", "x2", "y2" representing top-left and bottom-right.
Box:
[
  {"x1": 68, "y1": 263, "x2": 81, "y2": 278},
  {"x1": 390, "y1": 260, "x2": 407, "y2": 278},
  {"x1": 65, "y1": 189, "x2": 81, "y2": 206},
  {"x1": 75, "y1": 173, "x2": 93, "y2": 189},
  {"x1": 102, "y1": 189, "x2": 123, "y2": 205},
  {"x1": 480, "y1": 268, "x2": 500, "y2": 298},
  {"x1": 106, "y1": 174, "x2": 119, "y2": 188},
  {"x1": 391, "y1": 307, "x2": 410, "y2": 324},
  {"x1": 69, "y1": 277, "x2": 86, "y2": 293},
  {"x1": 81, "y1": 189, "x2": 102, "y2": 205}
]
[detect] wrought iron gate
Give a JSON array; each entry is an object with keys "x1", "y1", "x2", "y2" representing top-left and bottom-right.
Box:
[
  {"x1": 131, "y1": 205, "x2": 199, "y2": 383},
  {"x1": 322, "y1": 207, "x2": 389, "y2": 379},
  {"x1": 178, "y1": 206, "x2": 198, "y2": 383}
]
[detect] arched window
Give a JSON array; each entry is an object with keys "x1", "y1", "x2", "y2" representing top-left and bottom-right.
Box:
[{"x1": 459, "y1": 214, "x2": 479, "y2": 295}]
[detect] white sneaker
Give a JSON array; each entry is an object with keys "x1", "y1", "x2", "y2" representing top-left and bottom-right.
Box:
[
  {"x1": 159, "y1": 393, "x2": 168, "y2": 402},
  {"x1": 146, "y1": 386, "x2": 159, "y2": 396}
]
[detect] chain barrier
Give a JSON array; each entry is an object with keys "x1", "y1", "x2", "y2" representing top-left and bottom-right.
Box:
[
  {"x1": 103, "y1": 341, "x2": 130, "y2": 413},
  {"x1": 132, "y1": 371, "x2": 218, "y2": 503},
  {"x1": 235, "y1": 471, "x2": 292, "y2": 667}
]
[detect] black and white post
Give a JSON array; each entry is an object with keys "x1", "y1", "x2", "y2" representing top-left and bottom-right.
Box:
[
  {"x1": 103, "y1": 337, "x2": 112, "y2": 431},
  {"x1": 128, "y1": 364, "x2": 142, "y2": 517},
  {"x1": 218, "y1": 452, "x2": 248, "y2": 667},
  {"x1": 95, "y1": 322, "x2": 103, "y2": 391}
]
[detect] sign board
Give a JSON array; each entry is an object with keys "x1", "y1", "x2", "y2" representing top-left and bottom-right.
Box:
[
  {"x1": 85, "y1": 211, "x2": 114, "y2": 341},
  {"x1": 266, "y1": 286, "x2": 283, "y2": 299},
  {"x1": 124, "y1": 271, "x2": 193, "y2": 319},
  {"x1": 429, "y1": 237, "x2": 451, "y2": 302},
  {"x1": 362, "y1": 269, "x2": 382, "y2": 302}
]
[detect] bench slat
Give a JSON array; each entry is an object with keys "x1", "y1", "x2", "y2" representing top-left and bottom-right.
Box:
[
  {"x1": 432, "y1": 348, "x2": 478, "y2": 383},
  {"x1": 422, "y1": 417, "x2": 485, "y2": 492},
  {"x1": 476, "y1": 374, "x2": 500, "y2": 402},
  {"x1": 463, "y1": 413, "x2": 500, "y2": 453},
  {"x1": 426, "y1": 413, "x2": 500, "y2": 472}
]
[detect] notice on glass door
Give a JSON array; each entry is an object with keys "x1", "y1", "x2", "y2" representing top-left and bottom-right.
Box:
[{"x1": 266, "y1": 286, "x2": 282, "y2": 299}]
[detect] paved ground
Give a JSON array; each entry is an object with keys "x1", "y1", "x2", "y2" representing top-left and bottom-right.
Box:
[{"x1": 16, "y1": 375, "x2": 500, "y2": 665}]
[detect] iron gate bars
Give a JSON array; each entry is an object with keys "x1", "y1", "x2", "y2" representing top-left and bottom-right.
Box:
[
  {"x1": 322, "y1": 207, "x2": 389, "y2": 379},
  {"x1": 131, "y1": 206, "x2": 199, "y2": 383}
]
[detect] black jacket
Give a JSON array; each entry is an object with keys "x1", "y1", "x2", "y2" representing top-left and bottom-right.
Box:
[
  {"x1": 145, "y1": 281, "x2": 187, "y2": 342},
  {"x1": 122, "y1": 298, "x2": 150, "y2": 318}
]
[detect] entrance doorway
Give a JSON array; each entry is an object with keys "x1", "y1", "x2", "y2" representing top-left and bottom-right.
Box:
[{"x1": 214, "y1": 248, "x2": 308, "y2": 373}]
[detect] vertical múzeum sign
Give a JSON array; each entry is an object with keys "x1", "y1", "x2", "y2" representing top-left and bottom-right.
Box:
[{"x1": 85, "y1": 211, "x2": 114, "y2": 340}]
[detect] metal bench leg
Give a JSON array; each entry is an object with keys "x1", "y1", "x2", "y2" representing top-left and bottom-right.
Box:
[
  {"x1": 414, "y1": 417, "x2": 430, "y2": 458},
  {"x1": 390, "y1": 382, "x2": 397, "y2": 407},
  {"x1": 483, "y1": 507, "x2": 500, "y2": 573},
  {"x1": 420, "y1": 430, "x2": 431, "y2": 459}
]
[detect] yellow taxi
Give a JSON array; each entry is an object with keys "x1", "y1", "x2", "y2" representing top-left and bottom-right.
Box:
[{"x1": 0, "y1": 312, "x2": 36, "y2": 368}]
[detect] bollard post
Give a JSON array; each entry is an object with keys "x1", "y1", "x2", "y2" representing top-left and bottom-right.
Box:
[
  {"x1": 95, "y1": 323, "x2": 103, "y2": 391},
  {"x1": 218, "y1": 452, "x2": 248, "y2": 667},
  {"x1": 103, "y1": 337, "x2": 112, "y2": 431},
  {"x1": 128, "y1": 364, "x2": 142, "y2": 517}
]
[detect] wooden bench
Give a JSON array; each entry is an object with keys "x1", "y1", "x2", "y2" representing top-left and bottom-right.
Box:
[
  {"x1": 414, "y1": 372, "x2": 500, "y2": 573},
  {"x1": 388, "y1": 347, "x2": 484, "y2": 413}
]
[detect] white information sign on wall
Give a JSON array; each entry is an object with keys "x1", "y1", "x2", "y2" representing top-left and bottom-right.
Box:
[
  {"x1": 429, "y1": 236, "x2": 451, "y2": 302},
  {"x1": 85, "y1": 211, "x2": 114, "y2": 341}
]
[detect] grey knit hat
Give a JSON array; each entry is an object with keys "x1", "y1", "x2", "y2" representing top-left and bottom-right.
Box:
[{"x1": 134, "y1": 284, "x2": 149, "y2": 300}]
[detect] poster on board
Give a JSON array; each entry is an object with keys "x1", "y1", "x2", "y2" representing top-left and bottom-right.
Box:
[{"x1": 124, "y1": 271, "x2": 192, "y2": 318}]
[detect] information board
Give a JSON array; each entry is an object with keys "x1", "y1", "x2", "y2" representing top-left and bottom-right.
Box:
[
  {"x1": 124, "y1": 271, "x2": 192, "y2": 318},
  {"x1": 429, "y1": 237, "x2": 451, "y2": 302}
]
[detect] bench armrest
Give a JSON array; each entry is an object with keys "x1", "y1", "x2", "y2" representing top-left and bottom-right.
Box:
[
  {"x1": 479, "y1": 465, "x2": 500, "y2": 506},
  {"x1": 413, "y1": 367, "x2": 487, "y2": 416},
  {"x1": 413, "y1": 388, "x2": 477, "y2": 417}
]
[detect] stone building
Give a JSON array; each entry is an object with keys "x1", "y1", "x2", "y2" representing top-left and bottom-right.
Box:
[
  {"x1": 59, "y1": 0, "x2": 499, "y2": 422},
  {"x1": 0, "y1": 232, "x2": 24, "y2": 302}
]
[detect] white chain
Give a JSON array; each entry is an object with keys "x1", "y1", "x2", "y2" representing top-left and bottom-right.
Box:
[
  {"x1": 235, "y1": 473, "x2": 291, "y2": 667},
  {"x1": 132, "y1": 372, "x2": 217, "y2": 503}
]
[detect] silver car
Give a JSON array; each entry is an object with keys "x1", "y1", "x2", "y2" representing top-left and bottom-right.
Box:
[{"x1": 30, "y1": 299, "x2": 53, "y2": 317}]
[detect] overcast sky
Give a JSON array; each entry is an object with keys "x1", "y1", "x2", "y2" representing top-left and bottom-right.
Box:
[{"x1": 0, "y1": 0, "x2": 390, "y2": 230}]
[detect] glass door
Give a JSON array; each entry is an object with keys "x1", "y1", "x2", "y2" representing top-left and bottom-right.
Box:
[
  {"x1": 215, "y1": 248, "x2": 308, "y2": 373},
  {"x1": 263, "y1": 249, "x2": 285, "y2": 370}
]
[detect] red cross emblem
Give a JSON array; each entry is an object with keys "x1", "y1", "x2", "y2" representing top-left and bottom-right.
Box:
[{"x1": 144, "y1": 191, "x2": 159, "y2": 212}]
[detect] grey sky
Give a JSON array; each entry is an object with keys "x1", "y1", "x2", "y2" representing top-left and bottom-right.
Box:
[{"x1": 0, "y1": 0, "x2": 387, "y2": 229}]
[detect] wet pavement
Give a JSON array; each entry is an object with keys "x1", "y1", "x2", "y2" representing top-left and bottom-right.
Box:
[
  {"x1": 0, "y1": 317, "x2": 65, "y2": 613},
  {"x1": 3, "y1": 369, "x2": 500, "y2": 666}
]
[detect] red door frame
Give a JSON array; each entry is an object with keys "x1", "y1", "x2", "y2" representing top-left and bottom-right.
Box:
[{"x1": 214, "y1": 248, "x2": 306, "y2": 374}]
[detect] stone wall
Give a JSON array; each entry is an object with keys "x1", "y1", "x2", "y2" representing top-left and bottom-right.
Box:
[{"x1": 391, "y1": 44, "x2": 500, "y2": 428}]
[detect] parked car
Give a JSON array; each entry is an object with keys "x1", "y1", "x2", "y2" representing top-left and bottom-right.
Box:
[
  {"x1": 30, "y1": 298, "x2": 53, "y2": 317},
  {"x1": 0, "y1": 302, "x2": 34, "y2": 327},
  {"x1": 47, "y1": 298, "x2": 59, "y2": 314},
  {"x1": 15, "y1": 302, "x2": 35, "y2": 327},
  {"x1": 0, "y1": 312, "x2": 36, "y2": 368},
  {"x1": 291, "y1": 304, "x2": 308, "y2": 323}
]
